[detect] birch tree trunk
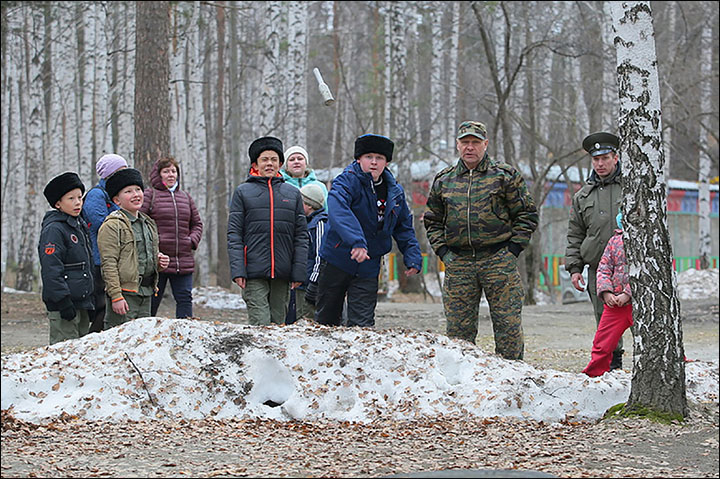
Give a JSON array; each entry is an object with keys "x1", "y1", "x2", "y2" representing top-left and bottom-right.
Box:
[
  {"x1": 134, "y1": 1, "x2": 170, "y2": 179},
  {"x1": 429, "y1": 1, "x2": 445, "y2": 154},
  {"x1": 286, "y1": 2, "x2": 308, "y2": 146},
  {"x1": 259, "y1": 1, "x2": 281, "y2": 135},
  {"x1": 16, "y1": 6, "x2": 44, "y2": 292},
  {"x1": 447, "y1": 1, "x2": 460, "y2": 158},
  {"x1": 214, "y1": 2, "x2": 231, "y2": 288},
  {"x1": 697, "y1": 20, "x2": 712, "y2": 269},
  {"x1": 610, "y1": 0, "x2": 687, "y2": 418}
]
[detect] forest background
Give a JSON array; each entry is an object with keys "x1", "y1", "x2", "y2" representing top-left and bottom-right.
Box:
[{"x1": 1, "y1": 1, "x2": 718, "y2": 302}]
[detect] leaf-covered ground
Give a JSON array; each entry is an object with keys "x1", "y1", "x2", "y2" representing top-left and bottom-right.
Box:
[{"x1": 1, "y1": 404, "x2": 718, "y2": 478}]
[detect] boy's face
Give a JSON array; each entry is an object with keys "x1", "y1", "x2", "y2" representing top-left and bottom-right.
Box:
[
  {"x1": 55, "y1": 188, "x2": 84, "y2": 217},
  {"x1": 357, "y1": 153, "x2": 387, "y2": 181},
  {"x1": 255, "y1": 151, "x2": 281, "y2": 178},
  {"x1": 113, "y1": 185, "x2": 144, "y2": 214}
]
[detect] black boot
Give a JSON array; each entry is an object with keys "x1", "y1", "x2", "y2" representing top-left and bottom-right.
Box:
[{"x1": 610, "y1": 350, "x2": 623, "y2": 370}]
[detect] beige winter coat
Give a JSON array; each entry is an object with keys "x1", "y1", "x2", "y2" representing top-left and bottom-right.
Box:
[{"x1": 97, "y1": 210, "x2": 160, "y2": 301}]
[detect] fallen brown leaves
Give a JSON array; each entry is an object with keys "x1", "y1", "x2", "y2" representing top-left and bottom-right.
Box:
[{"x1": 1, "y1": 404, "x2": 718, "y2": 478}]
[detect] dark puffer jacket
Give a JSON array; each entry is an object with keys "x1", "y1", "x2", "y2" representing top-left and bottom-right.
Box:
[
  {"x1": 38, "y1": 210, "x2": 95, "y2": 312},
  {"x1": 140, "y1": 160, "x2": 203, "y2": 275},
  {"x1": 227, "y1": 173, "x2": 308, "y2": 282}
]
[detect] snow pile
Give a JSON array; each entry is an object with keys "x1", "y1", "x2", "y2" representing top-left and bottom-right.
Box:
[
  {"x1": 2, "y1": 318, "x2": 716, "y2": 425},
  {"x1": 676, "y1": 268, "x2": 719, "y2": 300},
  {"x1": 192, "y1": 286, "x2": 246, "y2": 309}
]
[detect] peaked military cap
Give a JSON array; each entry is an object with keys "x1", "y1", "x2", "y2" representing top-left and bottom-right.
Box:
[{"x1": 582, "y1": 132, "x2": 619, "y2": 157}]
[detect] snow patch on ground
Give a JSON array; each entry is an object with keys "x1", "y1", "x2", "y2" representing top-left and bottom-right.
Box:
[{"x1": 676, "y1": 268, "x2": 719, "y2": 300}]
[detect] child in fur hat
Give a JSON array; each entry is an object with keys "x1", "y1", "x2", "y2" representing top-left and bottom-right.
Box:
[
  {"x1": 38, "y1": 172, "x2": 95, "y2": 344},
  {"x1": 82, "y1": 153, "x2": 128, "y2": 333},
  {"x1": 97, "y1": 168, "x2": 169, "y2": 329}
]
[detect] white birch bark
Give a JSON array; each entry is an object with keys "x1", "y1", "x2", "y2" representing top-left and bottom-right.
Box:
[
  {"x1": 429, "y1": 1, "x2": 445, "y2": 154},
  {"x1": 382, "y1": 4, "x2": 392, "y2": 136},
  {"x1": 44, "y1": 3, "x2": 75, "y2": 182},
  {"x1": 188, "y1": 2, "x2": 210, "y2": 285},
  {"x1": 74, "y1": 3, "x2": 94, "y2": 182},
  {"x1": 661, "y1": 2, "x2": 675, "y2": 188},
  {"x1": 446, "y1": 1, "x2": 460, "y2": 158},
  {"x1": 610, "y1": 0, "x2": 687, "y2": 418},
  {"x1": 286, "y1": 2, "x2": 308, "y2": 146},
  {"x1": 697, "y1": 20, "x2": 712, "y2": 269},
  {"x1": 91, "y1": 3, "x2": 110, "y2": 164},
  {"x1": 1, "y1": 16, "x2": 22, "y2": 286},
  {"x1": 259, "y1": 1, "x2": 281, "y2": 135},
  {"x1": 16, "y1": 5, "x2": 45, "y2": 291}
]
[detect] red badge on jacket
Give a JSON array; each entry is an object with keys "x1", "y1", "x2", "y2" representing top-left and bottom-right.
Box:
[
  {"x1": 70, "y1": 234, "x2": 78, "y2": 244},
  {"x1": 44, "y1": 243, "x2": 56, "y2": 255}
]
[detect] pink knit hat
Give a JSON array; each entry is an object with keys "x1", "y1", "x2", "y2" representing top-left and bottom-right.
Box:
[{"x1": 96, "y1": 154, "x2": 128, "y2": 179}]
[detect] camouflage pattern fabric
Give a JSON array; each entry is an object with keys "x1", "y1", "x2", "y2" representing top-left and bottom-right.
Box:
[
  {"x1": 424, "y1": 155, "x2": 538, "y2": 257},
  {"x1": 442, "y1": 249, "x2": 525, "y2": 360}
]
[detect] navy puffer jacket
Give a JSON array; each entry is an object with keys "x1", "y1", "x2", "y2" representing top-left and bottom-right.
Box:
[
  {"x1": 227, "y1": 174, "x2": 308, "y2": 282},
  {"x1": 140, "y1": 160, "x2": 203, "y2": 275},
  {"x1": 38, "y1": 210, "x2": 95, "y2": 311}
]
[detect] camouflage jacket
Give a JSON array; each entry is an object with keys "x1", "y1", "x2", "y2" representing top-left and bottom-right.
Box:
[
  {"x1": 423, "y1": 154, "x2": 538, "y2": 259},
  {"x1": 564, "y1": 164, "x2": 623, "y2": 274}
]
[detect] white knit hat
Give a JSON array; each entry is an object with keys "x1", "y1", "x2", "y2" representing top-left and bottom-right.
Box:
[
  {"x1": 300, "y1": 183, "x2": 325, "y2": 210},
  {"x1": 284, "y1": 146, "x2": 310, "y2": 166}
]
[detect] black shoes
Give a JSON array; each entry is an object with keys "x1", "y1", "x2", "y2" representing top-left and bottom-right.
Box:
[{"x1": 610, "y1": 350, "x2": 623, "y2": 371}]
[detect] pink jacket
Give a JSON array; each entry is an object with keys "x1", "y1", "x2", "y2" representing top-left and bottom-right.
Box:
[{"x1": 596, "y1": 230, "x2": 631, "y2": 298}]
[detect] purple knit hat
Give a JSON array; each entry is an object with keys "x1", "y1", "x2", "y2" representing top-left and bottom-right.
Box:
[{"x1": 96, "y1": 154, "x2": 128, "y2": 179}]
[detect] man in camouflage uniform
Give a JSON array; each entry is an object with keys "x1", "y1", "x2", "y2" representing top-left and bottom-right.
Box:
[
  {"x1": 424, "y1": 121, "x2": 538, "y2": 360},
  {"x1": 565, "y1": 131, "x2": 624, "y2": 370}
]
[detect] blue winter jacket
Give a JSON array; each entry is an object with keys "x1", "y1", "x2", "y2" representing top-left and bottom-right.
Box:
[
  {"x1": 320, "y1": 161, "x2": 423, "y2": 278},
  {"x1": 304, "y1": 207, "x2": 328, "y2": 289},
  {"x1": 82, "y1": 179, "x2": 119, "y2": 266}
]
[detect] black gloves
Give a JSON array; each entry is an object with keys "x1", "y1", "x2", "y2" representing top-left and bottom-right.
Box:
[
  {"x1": 305, "y1": 281, "x2": 318, "y2": 305},
  {"x1": 59, "y1": 297, "x2": 76, "y2": 321},
  {"x1": 508, "y1": 242, "x2": 523, "y2": 258}
]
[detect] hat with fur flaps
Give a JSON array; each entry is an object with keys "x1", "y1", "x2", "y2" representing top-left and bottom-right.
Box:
[
  {"x1": 249, "y1": 137, "x2": 284, "y2": 165},
  {"x1": 354, "y1": 134, "x2": 394, "y2": 162},
  {"x1": 44, "y1": 172, "x2": 85, "y2": 207},
  {"x1": 105, "y1": 168, "x2": 144, "y2": 200}
]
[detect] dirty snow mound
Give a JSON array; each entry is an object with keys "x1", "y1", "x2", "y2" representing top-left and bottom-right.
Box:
[{"x1": 2, "y1": 318, "x2": 716, "y2": 424}]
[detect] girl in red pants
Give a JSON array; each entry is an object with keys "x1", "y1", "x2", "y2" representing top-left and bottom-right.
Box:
[{"x1": 583, "y1": 212, "x2": 632, "y2": 377}]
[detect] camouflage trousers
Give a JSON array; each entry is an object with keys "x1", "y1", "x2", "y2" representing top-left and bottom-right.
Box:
[{"x1": 442, "y1": 248, "x2": 525, "y2": 360}]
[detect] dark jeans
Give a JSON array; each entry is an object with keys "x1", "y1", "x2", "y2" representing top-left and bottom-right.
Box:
[
  {"x1": 88, "y1": 264, "x2": 107, "y2": 333},
  {"x1": 151, "y1": 273, "x2": 194, "y2": 318},
  {"x1": 315, "y1": 260, "x2": 378, "y2": 327}
]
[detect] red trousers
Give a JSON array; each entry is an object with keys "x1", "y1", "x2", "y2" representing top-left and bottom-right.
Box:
[{"x1": 582, "y1": 303, "x2": 633, "y2": 377}]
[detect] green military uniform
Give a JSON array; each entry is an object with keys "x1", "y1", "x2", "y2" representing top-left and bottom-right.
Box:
[
  {"x1": 565, "y1": 132, "x2": 624, "y2": 361},
  {"x1": 424, "y1": 123, "x2": 538, "y2": 360}
]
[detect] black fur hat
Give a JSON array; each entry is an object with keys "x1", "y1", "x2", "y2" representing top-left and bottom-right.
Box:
[
  {"x1": 354, "y1": 134, "x2": 394, "y2": 162},
  {"x1": 43, "y1": 172, "x2": 85, "y2": 207},
  {"x1": 248, "y1": 136, "x2": 284, "y2": 165},
  {"x1": 105, "y1": 168, "x2": 144, "y2": 200}
]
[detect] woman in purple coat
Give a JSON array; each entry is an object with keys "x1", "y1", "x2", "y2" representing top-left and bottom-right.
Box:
[{"x1": 141, "y1": 157, "x2": 203, "y2": 318}]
